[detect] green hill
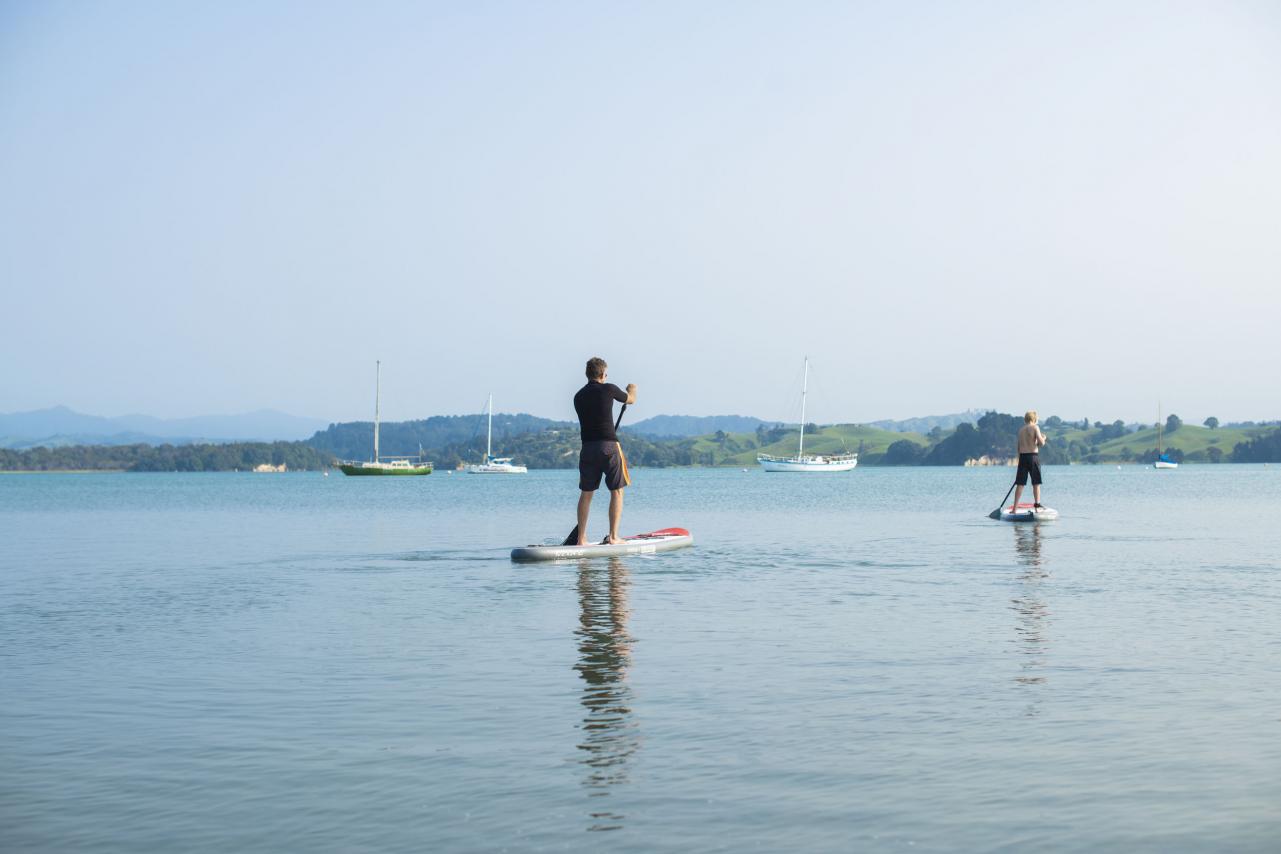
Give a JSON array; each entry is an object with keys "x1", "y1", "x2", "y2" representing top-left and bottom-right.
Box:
[
  {"x1": 1096, "y1": 424, "x2": 1266, "y2": 462},
  {"x1": 686, "y1": 424, "x2": 928, "y2": 467},
  {"x1": 308, "y1": 413, "x2": 570, "y2": 460},
  {"x1": 1039, "y1": 422, "x2": 1269, "y2": 463}
]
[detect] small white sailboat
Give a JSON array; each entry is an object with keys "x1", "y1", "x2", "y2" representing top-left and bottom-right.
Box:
[
  {"x1": 757, "y1": 358, "x2": 857, "y2": 472},
  {"x1": 467, "y1": 394, "x2": 528, "y2": 474},
  {"x1": 1154, "y1": 401, "x2": 1178, "y2": 470}
]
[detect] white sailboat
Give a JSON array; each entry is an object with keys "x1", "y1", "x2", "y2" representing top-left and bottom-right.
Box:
[
  {"x1": 757, "y1": 358, "x2": 857, "y2": 472},
  {"x1": 1154, "y1": 401, "x2": 1178, "y2": 469},
  {"x1": 466, "y1": 394, "x2": 528, "y2": 474}
]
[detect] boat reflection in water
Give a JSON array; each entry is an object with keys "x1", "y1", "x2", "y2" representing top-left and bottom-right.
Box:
[
  {"x1": 574, "y1": 557, "x2": 639, "y2": 833},
  {"x1": 1011, "y1": 524, "x2": 1051, "y2": 716}
]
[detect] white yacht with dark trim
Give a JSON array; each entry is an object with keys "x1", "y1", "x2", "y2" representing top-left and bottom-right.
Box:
[
  {"x1": 466, "y1": 394, "x2": 527, "y2": 474},
  {"x1": 757, "y1": 358, "x2": 857, "y2": 472},
  {"x1": 757, "y1": 452, "x2": 858, "y2": 472}
]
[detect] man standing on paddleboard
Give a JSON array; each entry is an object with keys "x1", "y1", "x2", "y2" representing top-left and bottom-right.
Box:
[
  {"x1": 1012, "y1": 410, "x2": 1046, "y2": 511},
  {"x1": 573, "y1": 357, "x2": 636, "y2": 545}
]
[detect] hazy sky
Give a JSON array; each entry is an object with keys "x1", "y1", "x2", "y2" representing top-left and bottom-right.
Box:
[{"x1": 3, "y1": 1, "x2": 1279, "y2": 425}]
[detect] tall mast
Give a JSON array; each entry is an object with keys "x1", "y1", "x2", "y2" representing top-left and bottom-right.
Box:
[
  {"x1": 486, "y1": 393, "x2": 493, "y2": 462},
  {"x1": 798, "y1": 357, "x2": 808, "y2": 458},
  {"x1": 374, "y1": 360, "x2": 381, "y2": 462},
  {"x1": 1157, "y1": 399, "x2": 1162, "y2": 454}
]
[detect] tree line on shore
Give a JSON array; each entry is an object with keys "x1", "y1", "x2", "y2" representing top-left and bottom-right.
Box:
[
  {"x1": 307, "y1": 413, "x2": 570, "y2": 462},
  {"x1": 3, "y1": 414, "x2": 1279, "y2": 471},
  {"x1": 0, "y1": 442, "x2": 333, "y2": 472},
  {"x1": 1230, "y1": 429, "x2": 1281, "y2": 463},
  {"x1": 879, "y1": 412, "x2": 1277, "y2": 466}
]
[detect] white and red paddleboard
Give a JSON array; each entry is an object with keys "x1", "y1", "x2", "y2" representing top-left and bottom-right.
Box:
[
  {"x1": 999, "y1": 503, "x2": 1059, "y2": 522},
  {"x1": 511, "y1": 527, "x2": 694, "y2": 562}
]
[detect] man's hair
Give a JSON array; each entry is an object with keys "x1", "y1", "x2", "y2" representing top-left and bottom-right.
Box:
[
  {"x1": 585, "y1": 357, "x2": 607, "y2": 380},
  {"x1": 1024, "y1": 410, "x2": 1037, "y2": 424}
]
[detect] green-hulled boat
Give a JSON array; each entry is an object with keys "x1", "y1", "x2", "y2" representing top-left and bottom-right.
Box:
[
  {"x1": 339, "y1": 459, "x2": 433, "y2": 476},
  {"x1": 338, "y1": 361, "x2": 433, "y2": 477}
]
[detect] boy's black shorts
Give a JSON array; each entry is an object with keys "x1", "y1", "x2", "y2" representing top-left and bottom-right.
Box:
[{"x1": 1016, "y1": 452, "x2": 1042, "y2": 486}]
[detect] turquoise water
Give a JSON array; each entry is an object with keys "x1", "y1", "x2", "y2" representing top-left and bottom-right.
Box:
[{"x1": 3, "y1": 466, "x2": 1279, "y2": 852}]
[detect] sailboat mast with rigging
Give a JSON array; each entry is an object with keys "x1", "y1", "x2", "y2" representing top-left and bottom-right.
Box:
[
  {"x1": 338, "y1": 361, "x2": 433, "y2": 476},
  {"x1": 757, "y1": 357, "x2": 858, "y2": 472},
  {"x1": 466, "y1": 394, "x2": 528, "y2": 474},
  {"x1": 1154, "y1": 400, "x2": 1178, "y2": 469}
]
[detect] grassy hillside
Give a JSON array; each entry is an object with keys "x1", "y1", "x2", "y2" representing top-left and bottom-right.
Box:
[
  {"x1": 677, "y1": 424, "x2": 929, "y2": 467},
  {"x1": 1098, "y1": 424, "x2": 1265, "y2": 459},
  {"x1": 1040, "y1": 423, "x2": 1268, "y2": 463}
]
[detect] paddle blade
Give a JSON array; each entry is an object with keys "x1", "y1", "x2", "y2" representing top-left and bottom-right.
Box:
[
  {"x1": 562, "y1": 525, "x2": 579, "y2": 546},
  {"x1": 989, "y1": 482, "x2": 1016, "y2": 520}
]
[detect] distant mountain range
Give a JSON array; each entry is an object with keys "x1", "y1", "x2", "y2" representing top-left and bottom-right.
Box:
[
  {"x1": 865, "y1": 410, "x2": 987, "y2": 434},
  {"x1": 0, "y1": 406, "x2": 331, "y2": 449}
]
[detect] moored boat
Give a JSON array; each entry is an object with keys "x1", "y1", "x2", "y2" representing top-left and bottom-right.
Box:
[
  {"x1": 757, "y1": 453, "x2": 858, "y2": 472},
  {"x1": 757, "y1": 358, "x2": 857, "y2": 473},
  {"x1": 1153, "y1": 401, "x2": 1178, "y2": 470},
  {"x1": 340, "y1": 458, "x2": 433, "y2": 476},
  {"x1": 466, "y1": 394, "x2": 527, "y2": 474},
  {"x1": 338, "y1": 361, "x2": 433, "y2": 476}
]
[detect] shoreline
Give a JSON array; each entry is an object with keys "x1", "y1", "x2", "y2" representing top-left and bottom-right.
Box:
[
  {"x1": 1, "y1": 461, "x2": 1270, "y2": 475},
  {"x1": 0, "y1": 469, "x2": 128, "y2": 474}
]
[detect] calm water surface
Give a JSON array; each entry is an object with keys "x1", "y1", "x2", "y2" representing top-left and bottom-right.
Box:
[{"x1": 3, "y1": 466, "x2": 1279, "y2": 851}]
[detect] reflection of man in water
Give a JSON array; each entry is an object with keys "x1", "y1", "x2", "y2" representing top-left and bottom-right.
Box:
[{"x1": 574, "y1": 557, "x2": 639, "y2": 832}]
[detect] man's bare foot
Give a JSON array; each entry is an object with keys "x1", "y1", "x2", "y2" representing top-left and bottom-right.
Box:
[
  {"x1": 604, "y1": 535, "x2": 623, "y2": 545},
  {"x1": 576, "y1": 538, "x2": 588, "y2": 546}
]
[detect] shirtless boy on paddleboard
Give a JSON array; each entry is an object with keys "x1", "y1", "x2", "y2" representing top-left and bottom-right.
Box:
[
  {"x1": 1013, "y1": 410, "x2": 1046, "y2": 511},
  {"x1": 573, "y1": 357, "x2": 637, "y2": 545}
]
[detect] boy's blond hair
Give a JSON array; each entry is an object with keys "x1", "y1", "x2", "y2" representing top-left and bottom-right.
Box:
[{"x1": 1024, "y1": 410, "x2": 1037, "y2": 424}]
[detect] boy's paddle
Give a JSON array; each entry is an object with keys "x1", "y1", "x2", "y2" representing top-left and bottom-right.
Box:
[
  {"x1": 563, "y1": 404, "x2": 628, "y2": 545},
  {"x1": 988, "y1": 480, "x2": 1017, "y2": 520}
]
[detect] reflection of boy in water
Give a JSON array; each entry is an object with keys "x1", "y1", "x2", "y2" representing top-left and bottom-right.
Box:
[{"x1": 1012, "y1": 410, "x2": 1046, "y2": 512}]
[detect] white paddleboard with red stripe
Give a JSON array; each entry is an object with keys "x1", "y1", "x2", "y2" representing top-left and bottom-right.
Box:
[
  {"x1": 999, "y1": 503, "x2": 1059, "y2": 522},
  {"x1": 511, "y1": 527, "x2": 693, "y2": 562}
]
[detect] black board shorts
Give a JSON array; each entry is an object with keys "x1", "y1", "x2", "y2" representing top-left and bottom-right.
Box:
[
  {"x1": 579, "y1": 440, "x2": 631, "y2": 492},
  {"x1": 1016, "y1": 452, "x2": 1042, "y2": 486}
]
